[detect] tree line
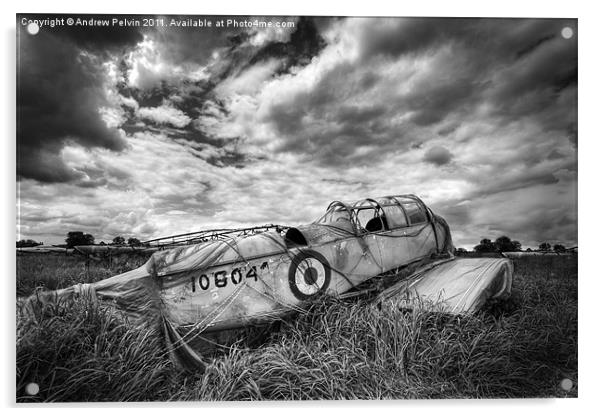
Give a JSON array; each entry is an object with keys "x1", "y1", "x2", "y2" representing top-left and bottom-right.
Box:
[
  {"x1": 16, "y1": 239, "x2": 44, "y2": 248},
  {"x1": 63, "y1": 232, "x2": 142, "y2": 248},
  {"x1": 454, "y1": 235, "x2": 569, "y2": 254},
  {"x1": 17, "y1": 232, "x2": 143, "y2": 248},
  {"x1": 18, "y1": 231, "x2": 571, "y2": 252}
]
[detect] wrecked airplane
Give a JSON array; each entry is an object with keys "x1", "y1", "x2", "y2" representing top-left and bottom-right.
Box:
[{"x1": 20, "y1": 194, "x2": 514, "y2": 369}]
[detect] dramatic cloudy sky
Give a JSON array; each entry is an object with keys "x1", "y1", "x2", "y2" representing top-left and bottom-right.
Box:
[{"x1": 16, "y1": 15, "x2": 577, "y2": 249}]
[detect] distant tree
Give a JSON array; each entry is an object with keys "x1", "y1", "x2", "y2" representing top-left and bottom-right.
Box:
[
  {"x1": 16, "y1": 239, "x2": 43, "y2": 248},
  {"x1": 66, "y1": 231, "x2": 95, "y2": 248},
  {"x1": 112, "y1": 236, "x2": 126, "y2": 246},
  {"x1": 455, "y1": 247, "x2": 468, "y2": 255},
  {"x1": 486, "y1": 236, "x2": 523, "y2": 252},
  {"x1": 526, "y1": 248, "x2": 533, "y2": 252},
  {"x1": 474, "y1": 238, "x2": 496, "y2": 253},
  {"x1": 539, "y1": 242, "x2": 551, "y2": 251},
  {"x1": 127, "y1": 237, "x2": 141, "y2": 246},
  {"x1": 554, "y1": 244, "x2": 566, "y2": 252},
  {"x1": 493, "y1": 236, "x2": 516, "y2": 252},
  {"x1": 99, "y1": 241, "x2": 106, "y2": 246}
]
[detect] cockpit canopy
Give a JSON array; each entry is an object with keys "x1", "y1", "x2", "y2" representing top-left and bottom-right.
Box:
[{"x1": 313, "y1": 194, "x2": 431, "y2": 234}]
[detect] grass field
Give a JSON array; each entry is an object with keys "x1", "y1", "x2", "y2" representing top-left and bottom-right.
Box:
[{"x1": 16, "y1": 253, "x2": 577, "y2": 401}]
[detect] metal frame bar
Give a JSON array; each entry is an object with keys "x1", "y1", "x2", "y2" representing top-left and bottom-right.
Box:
[
  {"x1": 142, "y1": 194, "x2": 434, "y2": 248},
  {"x1": 142, "y1": 224, "x2": 288, "y2": 249}
]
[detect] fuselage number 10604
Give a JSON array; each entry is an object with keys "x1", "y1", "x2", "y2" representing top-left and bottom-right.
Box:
[{"x1": 191, "y1": 261, "x2": 270, "y2": 292}]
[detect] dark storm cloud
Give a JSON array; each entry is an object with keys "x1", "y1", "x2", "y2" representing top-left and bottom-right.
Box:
[
  {"x1": 16, "y1": 13, "x2": 287, "y2": 182},
  {"x1": 256, "y1": 18, "x2": 576, "y2": 169},
  {"x1": 336, "y1": 105, "x2": 388, "y2": 124},
  {"x1": 492, "y1": 35, "x2": 576, "y2": 102},
  {"x1": 18, "y1": 14, "x2": 298, "y2": 183},
  {"x1": 357, "y1": 17, "x2": 566, "y2": 62},
  {"x1": 146, "y1": 15, "x2": 249, "y2": 66},
  {"x1": 487, "y1": 204, "x2": 577, "y2": 248},
  {"x1": 356, "y1": 17, "x2": 477, "y2": 59},
  {"x1": 113, "y1": 16, "x2": 327, "y2": 168},
  {"x1": 16, "y1": 18, "x2": 143, "y2": 183},
  {"x1": 399, "y1": 69, "x2": 488, "y2": 127},
  {"x1": 431, "y1": 178, "x2": 577, "y2": 249},
  {"x1": 122, "y1": 15, "x2": 319, "y2": 91},
  {"x1": 567, "y1": 123, "x2": 577, "y2": 148},
  {"x1": 19, "y1": 14, "x2": 144, "y2": 52},
  {"x1": 263, "y1": 60, "x2": 404, "y2": 162},
  {"x1": 51, "y1": 15, "x2": 143, "y2": 52},
  {"x1": 247, "y1": 17, "x2": 326, "y2": 69},
  {"x1": 424, "y1": 146, "x2": 453, "y2": 166},
  {"x1": 432, "y1": 202, "x2": 472, "y2": 228}
]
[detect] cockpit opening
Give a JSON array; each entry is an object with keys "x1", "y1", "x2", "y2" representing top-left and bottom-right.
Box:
[
  {"x1": 365, "y1": 215, "x2": 388, "y2": 232},
  {"x1": 285, "y1": 227, "x2": 308, "y2": 247}
]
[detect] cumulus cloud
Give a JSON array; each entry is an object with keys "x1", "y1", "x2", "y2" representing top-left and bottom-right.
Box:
[
  {"x1": 248, "y1": 23, "x2": 294, "y2": 47},
  {"x1": 124, "y1": 36, "x2": 213, "y2": 90},
  {"x1": 216, "y1": 59, "x2": 282, "y2": 96},
  {"x1": 17, "y1": 29, "x2": 130, "y2": 182},
  {"x1": 137, "y1": 101, "x2": 192, "y2": 128}
]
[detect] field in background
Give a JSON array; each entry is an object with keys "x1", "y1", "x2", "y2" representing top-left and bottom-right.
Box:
[
  {"x1": 16, "y1": 252, "x2": 150, "y2": 297},
  {"x1": 16, "y1": 253, "x2": 577, "y2": 401}
]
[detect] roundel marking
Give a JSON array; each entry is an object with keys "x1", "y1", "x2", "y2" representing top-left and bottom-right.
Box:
[{"x1": 288, "y1": 250, "x2": 331, "y2": 300}]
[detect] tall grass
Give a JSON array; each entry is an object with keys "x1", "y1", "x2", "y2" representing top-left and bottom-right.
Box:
[
  {"x1": 16, "y1": 253, "x2": 150, "y2": 296},
  {"x1": 16, "y1": 254, "x2": 577, "y2": 401},
  {"x1": 17, "y1": 298, "x2": 175, "y2": 402}
]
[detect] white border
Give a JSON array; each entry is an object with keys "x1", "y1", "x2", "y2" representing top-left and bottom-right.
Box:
[{"x1": 3, "y1": 1, "x2": 599, "y2": 415}]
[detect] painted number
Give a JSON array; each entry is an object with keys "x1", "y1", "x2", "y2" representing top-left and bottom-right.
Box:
[
  {"x1": 214, "y1": 271, "x2": 228, "y2": 288},
  {"x1": 199, "y1": 274, "x2": 210, "y2": 290},
  {"x1": 192, "y1": 261, "x2": 269, "y2": 292},
  {"x1": 246, "y1": 266, "x2": 257, "y2": 281},
  {"x1": 231, "y1": 268, "x2": 243, "y2": 284}
]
